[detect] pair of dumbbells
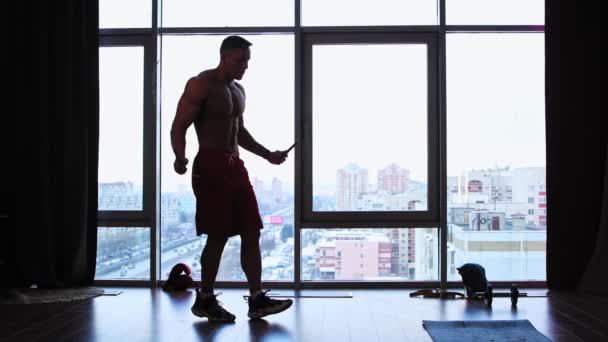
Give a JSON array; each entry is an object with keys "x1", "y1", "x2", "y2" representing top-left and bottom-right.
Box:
[{"x1": 472, "y1": 284, "x2": 523, "y2": 306}]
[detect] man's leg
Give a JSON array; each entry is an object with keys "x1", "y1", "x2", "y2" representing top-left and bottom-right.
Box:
[
  {"x1": 200, "y1": 235, "x2": 229, "y2": 293},
  {"x1": 240, "y1": 230, "x2": 262, "y2": 296},
  {"x1": 240, "y1": 229, "x2": 293, "y2": 319},
  {"x1": 192, "y1": 234, "x2": 236, "y2": 322}
]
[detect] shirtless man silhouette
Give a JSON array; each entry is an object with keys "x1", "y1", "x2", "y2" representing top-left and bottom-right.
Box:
[{"x1": 170, "y1": 36, "x2": 292, "y2": 322}]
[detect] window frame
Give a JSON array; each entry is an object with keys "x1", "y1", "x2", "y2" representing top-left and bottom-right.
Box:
[
  {"x1": 95, "y1": 0, "x2": 546, "y2": 289},
  {"x1": 96, "y1": 32, "x2": 160, "y2": 286},
  {"x1": 300, "y1": 32, "x2": 440, "y2": 227},
  {"x1": 97, "y1": 35, "x2": 156, "y2": 224}
]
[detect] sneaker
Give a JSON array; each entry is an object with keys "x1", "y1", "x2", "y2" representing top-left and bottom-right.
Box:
[
  {"x1": 191, "y1": 289, "x2": 236, "y2": 322},
  {"x1": 244, "y1": 290, "x2": 293, "y2": 319}
]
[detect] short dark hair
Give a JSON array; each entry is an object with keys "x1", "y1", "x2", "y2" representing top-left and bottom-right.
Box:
[{"x1": 220, "y1": 36, "x2": 252, "y2": 55}]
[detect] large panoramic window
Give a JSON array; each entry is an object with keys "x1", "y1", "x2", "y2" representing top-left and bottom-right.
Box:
[
  {"x1": 97, "y1": 2, "x2": 545, "y2": 285},
  {"x1": 446, "y1": 34, "x2": 546, "y2": 281}
]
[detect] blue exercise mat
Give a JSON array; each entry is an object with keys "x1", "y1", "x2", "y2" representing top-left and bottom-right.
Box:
[{"x1": 423, "y1": 319, "x2": 551, "y2": 342}]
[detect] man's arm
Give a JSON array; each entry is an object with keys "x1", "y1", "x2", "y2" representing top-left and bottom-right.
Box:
[
  {"x1": 235, "y1": 83, "x2": 286, "y2": 165},
  {"x1": 238, "y1": 117, "x2": 287, "y2": 165},
  {"x1": 238, "y1": 118, "x2": 271, "y2": 160},
  {"x1": 170, "y1": 77, "x2": 207, "y2": 173}
]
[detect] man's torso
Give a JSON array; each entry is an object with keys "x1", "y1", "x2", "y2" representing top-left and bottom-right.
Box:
[{"x1": 194, "y1": 70, "x2": 245, "y2": 153}]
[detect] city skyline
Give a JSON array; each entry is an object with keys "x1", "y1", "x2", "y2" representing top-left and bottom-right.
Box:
[
  {"x1": 99, "y1": 162, "x2": 545, "y2": 195},
  {"x1": 98, "y1": 160, "x2": 546, "y2": 282}
]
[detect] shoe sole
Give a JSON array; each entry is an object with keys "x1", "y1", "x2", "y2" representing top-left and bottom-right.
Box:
[
  {"x1": 247, "y1": 300, "x2": 293, "y2": 319},
  {"x1": 191, "y1": 306, "x2": 235, "y2": 323}
]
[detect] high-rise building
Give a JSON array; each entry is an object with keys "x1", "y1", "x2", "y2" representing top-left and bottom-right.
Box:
[
  {"x1": 336, "y1": 164, "x2": 368, "y2": 210},
  {"x1": 272, "y1": 177, "x2": 283, "y2": 202},
  {"x1": 444, "y1": 167, "x2": 547, "y2": 281},
  {"x1": 389, "y1": 228, "x2": 412, "y2": 277},
  {"x1": 160, "y1": 193, "x2": 180, "y2": 228},
  {"x1": 378, "y1": 163, "x2": 410, "y2": 194},
  {"x1": 511, "y1": 167, "x2": 546, "y2": 226},
  {"x1": 98, "y1": 181, "x2": 140, "y2": 210},
  {"x1": 252, "y1": 176, "x2": 265, "y2": 196},
  {"x1": 314, "y1": 231, "x2": 391, "y2": 280},
  {"x1": 447, "y1": 167, "x2": 545, "y2": 227}
]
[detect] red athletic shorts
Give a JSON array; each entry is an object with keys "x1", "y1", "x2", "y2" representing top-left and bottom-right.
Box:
[{"x1": 191, "y1": 149, "x2": 264, "y2": 237}]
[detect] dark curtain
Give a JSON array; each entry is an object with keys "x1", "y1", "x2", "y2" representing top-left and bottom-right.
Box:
[
  {"x1": 11, "y1": 0, "x2": 99, "y2": 287},
  {"x1": 578, "y1": 149, "x2": 608, "y2": 295},
  {"x1": 546, "y1": 1, "x2": 607, "y2": 290}
]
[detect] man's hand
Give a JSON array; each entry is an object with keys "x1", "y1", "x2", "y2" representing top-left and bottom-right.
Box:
[
  {"x1": 266, "y1": 151, "x2": 287, "y2": 165},
  {"x1": 174, "y1": 158, "x2": 189, "y2": 175}
]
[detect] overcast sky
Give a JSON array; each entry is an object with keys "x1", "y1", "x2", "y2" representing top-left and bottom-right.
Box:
[
  {"x1": 99, "y1": 0, "x2": 544, "y2": 28},
  {"x1": 98, "y1": 4, "x2": 545, "y2": 194}
]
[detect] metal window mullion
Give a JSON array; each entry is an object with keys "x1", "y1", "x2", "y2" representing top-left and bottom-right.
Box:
[
  {"x1": 294, "y1": 0, "x2": 302, "y2": 290},
  {"x1": 300, "y1": 219, "x2": 441, "y2": 229},
  {"x1": 154, "y1": 0, "x2": 161, "y2": 30},
  {"x1": 300, "y1": 222, "x2": 439, "y2": 229},
  {"x1": 427, "y1": 31, "x2": 441, "y2": 224},
  {"x1": 150, "y1": 0, "x2": 160, "y2": 288},
  {"x1": 142, "y1": 38, "x2": 156, "y2": 287},
  {"x1": 303, "y1": 212, "x2": 440, "y2": 222},
  {"x1": 159, "y1": 26, "x2": 295, "y2": 34},
  {"x1": 446, "y1": 25, "x2": 544, "y2": 33},
  {"x1": 99, "y1": 28, "x2": 156, "y2": 36},
  {"x1": 440, "y1": 0, "x2": 446, "y2": 27},
  {"x1": 438, "y1": 32, "x2": 448, "y2": 290},
  {"x1": 438, "y1": 0, "x2": 448, "y2": 289},
  {"x1": 99, "y1": 35, "x2": 153, "y2": 47},
  {"x1": 301, "y1": 26, "x2": 440, "y2": 34},
  {"x1": 97, "y1": 219, "x2": 151, "y2": 228}
]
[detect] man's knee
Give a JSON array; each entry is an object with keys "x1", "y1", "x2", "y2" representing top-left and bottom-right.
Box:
[
  {"x1": 240, "y1": 229, "x2": 260, "y2": 242},
  {"x1": 204, "y1": 235, "x2": 229, "y2": 248}
]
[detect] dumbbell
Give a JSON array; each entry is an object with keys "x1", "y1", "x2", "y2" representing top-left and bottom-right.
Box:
[{"x1": 477, "y1": 284, "x2": 523, "y2": 307}]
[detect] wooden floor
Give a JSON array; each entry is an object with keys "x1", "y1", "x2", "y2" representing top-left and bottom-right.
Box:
[{"x1": 1, "y1": 288, "x2": 607, "y2": 342}]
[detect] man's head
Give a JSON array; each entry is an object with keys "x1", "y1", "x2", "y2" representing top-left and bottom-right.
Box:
[{"x1": 219, "y1": 35, "x2": 252, "y2": 81}]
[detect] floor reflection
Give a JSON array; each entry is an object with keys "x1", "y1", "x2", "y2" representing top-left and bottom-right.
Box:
[{"x1": 248, "y1": 318, "x2": 292, "y2": 342}]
